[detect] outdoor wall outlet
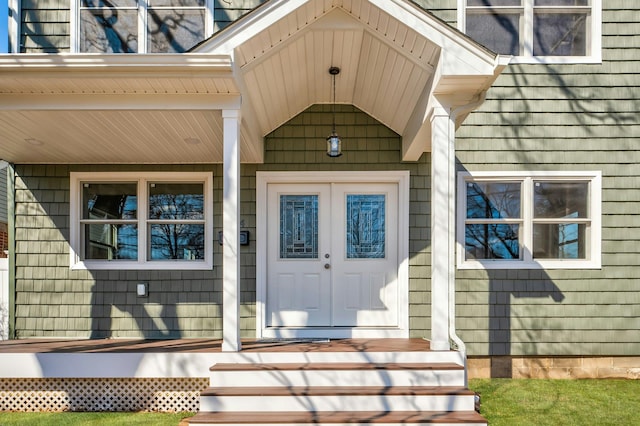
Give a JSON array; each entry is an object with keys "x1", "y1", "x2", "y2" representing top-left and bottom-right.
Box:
[{"x1": 136, "y1": 283, "x2": 148, "y2": 297}]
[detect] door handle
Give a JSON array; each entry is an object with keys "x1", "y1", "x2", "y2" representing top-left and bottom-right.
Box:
[{"x1": 324, "y1": 263, "x2": 331, "y2": 269}]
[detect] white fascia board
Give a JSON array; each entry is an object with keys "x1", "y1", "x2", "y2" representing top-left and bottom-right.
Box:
[
  {"x1": 0, "y1": 53, "x2": 231, "y2": 70},
  {"x1": 0, "y1": 53, "x2": 233, "y2": 79},
  {"x1": 0, "y1": 93, "x2": 241, "y2": 111},
  {"x1": 368, "y1": 0, "x2": 500, "y2": 75},
  {"x1": 192, "y1": 0, "x2": 313, "y2": 55}
]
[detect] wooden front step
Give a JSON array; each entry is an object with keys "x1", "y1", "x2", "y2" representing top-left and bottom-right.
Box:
[
  {"x1": 190, "y1": 355, "x2": 485, "y2": 426},
  {"x1": 200, "y1": 386, "x2": 475, "y2": 412},
  {"x1": 208, "y1": 362, "x2": 466, "y2": 387}
]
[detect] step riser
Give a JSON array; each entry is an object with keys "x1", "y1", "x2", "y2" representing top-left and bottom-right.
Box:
[
  {"x1": 209, "y1": 351, "x2": 465, "y2": 365},
  {"x1": 200, "y1": 395, "x2": 475, "y2": 412},
  {"x1": 210, "y1": 370, "x2": 465, "y2": 387}
]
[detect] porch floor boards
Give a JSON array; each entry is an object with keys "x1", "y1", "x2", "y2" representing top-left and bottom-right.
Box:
[{"x1": 0, "y1": 338, "x2": 431, "y2": 353}]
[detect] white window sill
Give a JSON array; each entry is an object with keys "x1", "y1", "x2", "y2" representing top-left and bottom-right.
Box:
[
  {"x1": 458, "y1": 259, "x2": 601, "y2": 270},
  {"x1": 71, "y1": 260, "x2": 214, "y2": 271},
  {"x1": 508, "y1": 55, "x2": 602, "y2": 65}
]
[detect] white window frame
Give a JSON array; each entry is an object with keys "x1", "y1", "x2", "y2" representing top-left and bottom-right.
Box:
[
  {"x1": 458, "y1": 0, "x2": 602, "y2": 64},
  {"x1": 457, "y1": 171, "x2": 601, "y2": 269},
  {"x1": 70, "y1": 171, "x2": 214, "y2": 270},
  {"x1": 70, "y1": 0, "x2": 214, "y2": 53}
]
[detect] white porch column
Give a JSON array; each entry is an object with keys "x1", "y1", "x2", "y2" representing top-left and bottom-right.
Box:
[
  {"x1": 430, "y1": 105, "x2": 456, "y2": 351},
  {"x1": 222, "y1": 109, "x2": 241, "y2": 352}
]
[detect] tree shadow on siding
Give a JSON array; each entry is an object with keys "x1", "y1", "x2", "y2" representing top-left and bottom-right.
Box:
[
  {"x1": 485, "y1": 269, "x2": 564, "y2": 378},
  {"x1": 90, "y1": 278, "x2": 182, "y2": 339}
]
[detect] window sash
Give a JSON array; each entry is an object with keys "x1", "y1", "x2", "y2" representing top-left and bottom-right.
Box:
[
  {"x1": 458, "y1": 172, "x2": 601, "y2": 269},
  {"x1": 70, "y1": 172, "x2": 213, "y2": 270},
  {"x1": 74, "y1": 0, "x2": 212, "y2": 53},
  {"x1": 460, "y1": 0, "x2": 601, "y2": 63}
]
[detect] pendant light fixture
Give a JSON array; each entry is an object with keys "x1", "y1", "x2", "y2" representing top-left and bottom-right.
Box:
[{"x1": 326, "y1": 66, "x2": 342, "y2": 157}]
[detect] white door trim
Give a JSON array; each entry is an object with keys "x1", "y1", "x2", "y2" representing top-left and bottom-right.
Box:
[{"x1": 256, "y1": 171, "x2": 410, "y2": 338}]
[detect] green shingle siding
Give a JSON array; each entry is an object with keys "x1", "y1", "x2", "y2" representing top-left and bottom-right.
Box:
[{"x1": 455, "y1": 2, "x2": 640, "y2": 357}]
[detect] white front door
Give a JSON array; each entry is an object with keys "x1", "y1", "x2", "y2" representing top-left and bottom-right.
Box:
[{"x1": 266, "y1": 182, "x2": 399, "y2": 330}]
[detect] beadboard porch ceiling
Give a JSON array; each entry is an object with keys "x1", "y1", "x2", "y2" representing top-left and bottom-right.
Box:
[{"x1": 0, "y1": 0, "x2": 508, "y2": 165}]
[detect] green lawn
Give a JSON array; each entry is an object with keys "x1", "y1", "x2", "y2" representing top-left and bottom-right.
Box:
[
  {"x1": 469, "y1": 379, "x2": 640, "y2": 426},
  {"x1": 0, "y1": 380, "x2": 638, "y2": 425},
  {"x1": 0, "y1": 411, "x2": 193, "y2": 425}
]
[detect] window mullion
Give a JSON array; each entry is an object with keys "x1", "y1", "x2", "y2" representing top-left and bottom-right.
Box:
[
  {"x1": 522, "y1": 177, "x2": 533, "y2": 263},
  {"x1": 139, "y1": 0, "x2": 148, "y2": 53},
  {"x1": 71, "y1": 0, "x2": 80, "y2": 53},
  {"x1": 206, "y1": 0, "x2": 214, "y2": 38},
  {"x1": 523, "y1": 0, "x2": 534, "y2": 57},
  {"x1": 138, "y1": 178, "x2": 147, "y2": 264}
]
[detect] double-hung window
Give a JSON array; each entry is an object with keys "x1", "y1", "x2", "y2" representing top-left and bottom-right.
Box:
[
  {"x1": 70, "y1": 172, "x2": 213, "y2": 270},
  {"x1": 459, "y1": 0, "x2": 602, "y2": 63},
  {"x1": 75, "y1": 1, "x2": 213, "y2": 53},
  {"x1": 457, "y1": 171, "x2": 601, "y2": 269}
]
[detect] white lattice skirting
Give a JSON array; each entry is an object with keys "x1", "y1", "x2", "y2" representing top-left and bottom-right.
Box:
[{"x1": 0, "y1": 378, "x2": 208, "y2": 412}]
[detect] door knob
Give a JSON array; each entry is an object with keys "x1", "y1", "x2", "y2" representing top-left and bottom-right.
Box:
[{"x1": 324, "y1": 263, "x2": 331, "y2": 269}]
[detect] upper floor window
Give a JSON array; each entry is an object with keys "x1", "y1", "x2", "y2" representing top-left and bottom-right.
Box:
[
  {"x1": 457, "y1": 171, "x2": 602, "y2": 269},
  {"x1": 70, "y1": 172, "x2": 213, "y2": 270},
  {"x1": 459, "y1": 0, "x2": 602, "y2": 63},
  {"x1": 75, "y1": 0, "x2": 213, "y2": 53}
]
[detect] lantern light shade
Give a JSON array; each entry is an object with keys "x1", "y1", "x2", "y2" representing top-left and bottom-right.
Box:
[
  {"x1": 326, "y1": 131, "x2": 342, "y2": 157},
  {"x1": 326, "y1": 66, "x2": 342, "y2": 157}
]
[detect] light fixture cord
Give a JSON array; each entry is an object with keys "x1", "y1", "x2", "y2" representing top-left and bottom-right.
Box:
[{"x1": 332, "y1": 73, "x2": 336, "y2": 134}]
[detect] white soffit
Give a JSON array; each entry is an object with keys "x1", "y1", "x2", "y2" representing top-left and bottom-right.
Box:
[
  {"x1": 196, "y1": 0, "x2": 507, "y2": 161},
  {"x1": 0, "y1": 54, "x2": 263, "y2": 164}
]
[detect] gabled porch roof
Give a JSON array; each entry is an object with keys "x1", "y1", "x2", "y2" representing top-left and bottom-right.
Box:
[{"x1": 0, "y1": 0, "x2": 508, "y2": 165}]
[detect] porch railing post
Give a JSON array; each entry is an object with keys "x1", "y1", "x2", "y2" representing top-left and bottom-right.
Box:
[
  {"x1": 222, "y1": 109, "x2": 241, "y2": 352},
  {"x1": 430, "y1": 105, "x2": 455, "y2": 351}
]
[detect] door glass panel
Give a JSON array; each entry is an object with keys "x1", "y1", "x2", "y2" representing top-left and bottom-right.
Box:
[
  {"x1": 346, "y1": 194, "x2": 385, "y2": 259},
  {"x1": 280, "y1": 195, "x2": 318, "y2": 259}
]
